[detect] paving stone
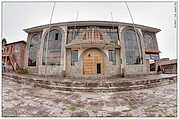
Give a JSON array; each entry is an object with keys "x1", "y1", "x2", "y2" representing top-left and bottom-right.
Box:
[
  {"x1": 2, "y1": 76, "x2": 177, "y2": 117},
  {"x1": 108, "y1": 111, "x2": 122, "y2": 117},
  {"x1": 71, "y1": 111, "x2": 89, "y2": 117},
  {"x1": 3, "y1": 108, "x2": 18, "y2": 117}
]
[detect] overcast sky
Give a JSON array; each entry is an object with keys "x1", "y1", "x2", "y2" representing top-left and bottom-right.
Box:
[{"x1": 2, "y1": 1, "x2": 177, "y2": 59}]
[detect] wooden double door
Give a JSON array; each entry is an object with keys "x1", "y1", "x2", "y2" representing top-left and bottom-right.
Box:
[{"x1": 83, "y1": 49, "x2": 104, "y2": 75}]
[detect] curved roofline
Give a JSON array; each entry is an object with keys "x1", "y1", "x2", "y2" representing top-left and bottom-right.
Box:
[{"x1": 24, "y1": 20, "x2": 161, "y2": 33}]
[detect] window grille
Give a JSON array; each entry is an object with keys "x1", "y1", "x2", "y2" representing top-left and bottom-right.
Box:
[
  {"x1": 67, "y1": 26, "x2": 119, "y2": 43},
  {"x1": 108, "y1": 50, "x2": 116, "y2": 65},
  {"x1": 71, "y1": 50, "x2": 78, "y2": 65},
  {"x1": 42, "y1": 29, "x2": 62, "y2": 65},
  {"x1": 28, "y1": 34, "x2": 39, "y2": 66},
  {"x1": 124, "y1": 29, "x2": 143, "y2": 65}
]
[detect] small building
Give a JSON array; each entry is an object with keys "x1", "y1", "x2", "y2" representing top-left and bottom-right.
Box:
[
  {"x1": 160, "y1": 59, "x2": 177, "y2": 74},
  {"x1": 2, "y1": 40, "x2": 26, "y2": 72},
  {"x1": 23, "y1": 21, "x2": 161, "y2": 78}
]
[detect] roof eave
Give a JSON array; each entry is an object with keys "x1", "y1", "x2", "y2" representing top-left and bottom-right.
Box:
[{"x1": 23, "y1": 21, "x2": 161, "y2": 33}]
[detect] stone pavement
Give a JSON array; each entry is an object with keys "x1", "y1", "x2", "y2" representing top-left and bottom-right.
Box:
[{"x1": 2, "y1": 77, "x2": 177, "y2": 117}]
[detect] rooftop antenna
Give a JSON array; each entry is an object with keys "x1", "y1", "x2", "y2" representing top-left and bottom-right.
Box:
[
  {"x1": 110, "y1": 12, "x2": 114, "y2": 22},
  {"x1": 75, "y1": 11, "x2": 79, "y2": 37},
  {"x1": 124, "y1": 2, "x2": 142, "y2": 64},
  {"x1": 45, "y1": 1, "x2": 56, "y2": 76},
  {"x1": 75, "y1": 11, "x2": 79, "y2": 22}
]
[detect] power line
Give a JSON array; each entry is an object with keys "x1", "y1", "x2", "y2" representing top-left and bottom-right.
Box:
[
  {"x1": 45, "y1": 1, "x2": 56, "y2": 76},
  {"x1": 125, "y1": 2, "x2": 142, "y2": 64},
  {"x1": 110, "y1": 12, "x2": 115, "y2": 40}
]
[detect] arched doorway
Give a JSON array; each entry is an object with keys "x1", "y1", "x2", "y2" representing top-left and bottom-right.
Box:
[{"x1": 83, "y1": 49, "x2": 104, "y2": 75}]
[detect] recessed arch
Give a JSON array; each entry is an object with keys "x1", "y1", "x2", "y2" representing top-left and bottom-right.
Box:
[
  {"x1": 42, "y1": 29, "x2": 63, "y2": 65},
  {"x1": 122, "y1": 28, "x2": 143, "y2": 65},
  {"x1": 82, "y1": 48, "x2": 105, "y2": 75},
  {"x1": 79, "y1": 47, "x2": 107, "y2": 60},
  {"x1": 28, "y1": 34, "x2": 39, "y2": 66}
]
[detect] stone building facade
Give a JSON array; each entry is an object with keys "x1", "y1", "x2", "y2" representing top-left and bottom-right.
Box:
[
  {"x1": 2, "y1": 40, "x2": 26, "y2": 72},
  {"x1": 24, "y1": 21, "x2": 161, "y2": 78}
]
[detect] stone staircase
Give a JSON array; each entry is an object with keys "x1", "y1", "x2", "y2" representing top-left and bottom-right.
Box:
[{"x1": 2, "y1": 73, "x2": 177, "y2": 92}]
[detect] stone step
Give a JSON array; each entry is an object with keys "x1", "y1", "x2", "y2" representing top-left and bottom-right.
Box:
[{"x1": 2, "y1": 73, "x2": 177, "y2": 92}]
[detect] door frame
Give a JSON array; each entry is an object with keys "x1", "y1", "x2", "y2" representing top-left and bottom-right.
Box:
[{"x1": 82, "y1": 48, "x2": 104, "y2": 75}]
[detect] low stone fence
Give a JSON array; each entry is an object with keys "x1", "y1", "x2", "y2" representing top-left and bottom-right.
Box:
[{"x1": 2, "y1": 73, "x2": 177, "y2": 92}]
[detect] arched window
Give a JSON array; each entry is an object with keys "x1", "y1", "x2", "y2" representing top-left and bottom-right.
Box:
[
  {"x1": 28, "y1": 34, "x2": 39, "y2": 66},
  {"x1": 124, "y1": 29, "x2": 143, "y2": 65},
  {"x1": 42, "y1": 29, "x2": 62, "y2": 65},
  {"x1": 144, "y1": 33, "x2": 157, "y2": 50}
]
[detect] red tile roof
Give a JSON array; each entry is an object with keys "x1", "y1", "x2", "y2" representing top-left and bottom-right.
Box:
[{"x1": 160, "y1": 59, "x2": 177, "y2": 66}]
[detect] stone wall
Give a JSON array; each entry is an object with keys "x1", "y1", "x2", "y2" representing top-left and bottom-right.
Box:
[
  {"x1": 38, "y1": 65, "x2": 64, "y2": 76},
  {"x1": 126, "y1": 64, "x2": 147, "y2": 75}
]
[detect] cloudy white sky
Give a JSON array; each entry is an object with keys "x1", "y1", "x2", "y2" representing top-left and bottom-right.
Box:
[{"x1": 2, "y1": 1, "x2": 177, "y2": 59}]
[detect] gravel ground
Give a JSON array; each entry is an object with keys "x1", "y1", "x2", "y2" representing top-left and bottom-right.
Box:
[{"x1": 2, "y1": 78, "x2": 177, "y2": 117}]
